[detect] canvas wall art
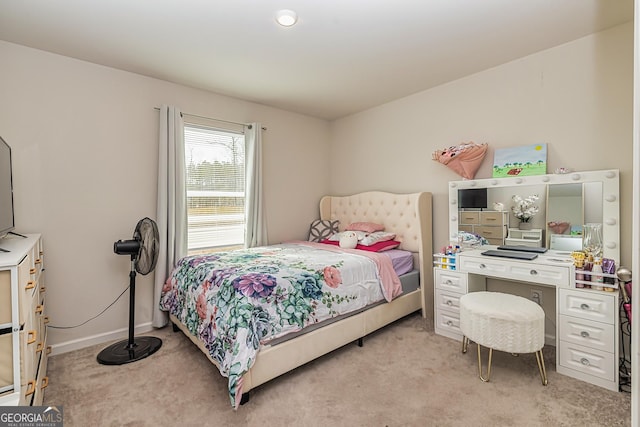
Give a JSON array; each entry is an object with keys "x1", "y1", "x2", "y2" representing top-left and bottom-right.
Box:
[{"x1": 492, "y1": 143, "x2": 547, "y2": 177}]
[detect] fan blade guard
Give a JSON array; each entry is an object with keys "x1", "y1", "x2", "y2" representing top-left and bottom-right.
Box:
[{"x1": 134, "y1": 217, "x2": 159, "y2": 275}]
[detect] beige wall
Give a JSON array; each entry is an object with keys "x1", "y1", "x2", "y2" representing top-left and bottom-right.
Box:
[
  {"x1": 330, "y1": 23, "x2": 633, "y2": 268},
  {"x1": 0, "y1": 22, "x2": 632, "y2": 353},
  {"x1": 0, "y1": 40, "x2": 331, "y2": 352}
]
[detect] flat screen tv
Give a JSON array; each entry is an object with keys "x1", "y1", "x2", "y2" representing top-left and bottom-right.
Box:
[
  {"x1": 458, "y1": 188, "x2": 487, "y2": 210},
  {"x1": 0, "y1": 136, "x2": 15, "y2": 237}
]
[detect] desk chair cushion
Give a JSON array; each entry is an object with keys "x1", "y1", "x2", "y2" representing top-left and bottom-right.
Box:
[{"x1": 459, "y1": 291, "x2": 545, "y2": 354}]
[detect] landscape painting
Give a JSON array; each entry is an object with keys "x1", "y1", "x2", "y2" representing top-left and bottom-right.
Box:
[{"x1": 492, "y1": 143, "x2": 547, "y2": 177}]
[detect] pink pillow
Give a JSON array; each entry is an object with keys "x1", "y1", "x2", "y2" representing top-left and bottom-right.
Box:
[
  {"x1": 345, "y1": 222, "x2": 385, "y2": 233},
  {"x1": 320, "y1": 239, "x2": 401, "y2": 252}
]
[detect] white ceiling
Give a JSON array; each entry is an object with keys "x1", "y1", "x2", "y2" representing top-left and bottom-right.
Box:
[{"x1": 0, "y1": 1, "x2": 633, "y2": 120}]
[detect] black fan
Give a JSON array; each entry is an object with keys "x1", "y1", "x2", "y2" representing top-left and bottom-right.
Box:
[{"x1": 97, "y1": 217, "x2": 162, "y2": 365}]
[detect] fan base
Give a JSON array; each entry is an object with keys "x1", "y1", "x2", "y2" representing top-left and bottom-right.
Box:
[{"x1": 97, "y1": 336, "x2": 162, "y2": 365}]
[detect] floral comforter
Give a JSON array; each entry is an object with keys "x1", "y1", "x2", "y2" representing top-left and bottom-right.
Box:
[{"x1": 159, "y1": 242, "x2": 400, "y2": 408}]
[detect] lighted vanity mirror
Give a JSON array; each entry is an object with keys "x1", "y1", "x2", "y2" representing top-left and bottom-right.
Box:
[{"x1": 448, "y1": 169, "x2": 619, "y2": 261}]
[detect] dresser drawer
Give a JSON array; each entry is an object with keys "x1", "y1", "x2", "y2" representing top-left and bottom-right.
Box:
[
  {"x1": 479, "y1": 211, "x2": 505, "y2": 224},
  {"x1": 559, "y1": 341, "x2": 616, "y2": 381},
  {"x1": 559, "y1": 315, "x2": 615, "y2": 352},
  {"x1": 0, "y1": 333, "x2": 13, "y2": 389},
  {"x1": 434, "y1": 270, "x2": 467, "y2": 293},
  {"x1": 485, "y1": 238, "x2": 505, "y2": 246},
  {"x1": 460, "y1": 256, "x2": 570, "y2": 287},
  {"x1": 19, "y1": 329, "x2": 38, "y2": 386},
  {"x1": 475, "y1": 226, "x2": 507, "y2": 239},
  {"x1": 459, "y1": 211, "x2": 479, "y2": 224},
  {"x1": 0, "y1": 271, "x2": 10, "y2": 325},
  {"x1": 435, "y1": 289, "x2": 462, "y2": 312},
  {"x1": 559, "y1": 289, "x2": 616, "y2": 323},
  {"x1": 32, "y1": 328, "x2": 48, "y2": 407},
  {"x1": 18, "y1": 254, "x2": 35, "y2": 327}
]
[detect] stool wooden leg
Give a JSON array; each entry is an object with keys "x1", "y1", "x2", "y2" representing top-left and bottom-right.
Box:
[
  {"x1": 535, "y1": 350, "x2": 548, "y2": 386},
  {"x1": 462, "y1": 336, "x2": 469, "y2": 354},
  {"x1": 477, "y1": 344, "x2": 492, "y2": 382}
]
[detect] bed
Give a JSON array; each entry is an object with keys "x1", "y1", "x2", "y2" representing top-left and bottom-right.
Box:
[{"x1": 160, "y1": 191, "x2": 433, "y2": 408}]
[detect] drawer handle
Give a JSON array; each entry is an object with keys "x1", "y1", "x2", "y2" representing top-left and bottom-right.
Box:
[
  {"x1": 44, "y1": 316, "x2": 50, "y2": 324},
  {"x1": 479, "y1": 263, "x2": 486, "y2": 269},
  {"x1": 25, "y1": 281, "x2": 35, "y2": 290},
  {"x1": 35, "y1": 259, "x2": 42, "y2": 265},
  {"x1": 445, "y1": 279, "x2": 453, "y2": 285},
  {"x1": 27, "y1": 329, "x2": 37, "y2": 344},
  {"x1": 24, "y1": 380, "x2": 36, "y2": 396},
  {"x1": 446, "y1": 300, "x2": 453, "y2": 306},
  {"x1": 29, "y1": 268, "x2": 36, "y2": 275},
  {"x1": 580, "y1": 331, "x2": 590, "y2": 338},
  {"x1": 530, "y1": 270, "x2": 538, "y2": 276},
  {"x1": 446, "y1": 320, "x2": 453, "y2": 326},
  {"x1": 36, "y1": 342, "x2": 43, "y2": 353},
  {"x1": 580, "y1": 303, "x2": 590, "y2": 310},
  {"x1": 46, "y1": 346, "x2": 52, "y2": 355},
  {"x1": 580, "y1": 358, "x2": 591, "y2": 366},
  {"x1": 40, "y1": 286, "x2": 46, "y2": 293},
  {"x1": 35, "y1": 304, "x2": 44, "y2": 314},
  {"x1": 41, "y1": 376, "x2": 49, "y2": 390}
]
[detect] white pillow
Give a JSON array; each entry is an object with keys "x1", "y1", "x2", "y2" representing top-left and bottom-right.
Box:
[
  {"x1": 328, "y1": 231, "x2": 367, "y2": 241},
  {"x1": 359, "y1": 231, "x2": 396, "y2": 246}
]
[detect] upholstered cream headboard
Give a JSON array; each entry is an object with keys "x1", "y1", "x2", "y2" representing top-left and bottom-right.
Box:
[{"x1": 319, "y1": 191, "x2": 433, "y2": 321}]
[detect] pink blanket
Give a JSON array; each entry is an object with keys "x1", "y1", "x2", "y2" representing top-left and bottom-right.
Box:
[{"x1": 289, "y1": 240, "x2": 403, "y2": 301}]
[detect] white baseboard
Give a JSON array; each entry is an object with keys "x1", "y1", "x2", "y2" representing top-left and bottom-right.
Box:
[
  {"x1": 49, "y1": 322, "x2": 154, "y2": 356},
  {"x1": 545, "y1": 333, "x2": 556, "y2": 347}
]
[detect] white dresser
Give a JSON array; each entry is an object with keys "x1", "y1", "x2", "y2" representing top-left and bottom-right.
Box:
[
  {"x1": 457, "y1": 211, "x2": 509, "y2": 245},
  {"x1": 0, "y1": 234, "x2": 49, "y2": 406},
  {"x1": 433, "y1": 248, "x2": 620, "y2": 392}
]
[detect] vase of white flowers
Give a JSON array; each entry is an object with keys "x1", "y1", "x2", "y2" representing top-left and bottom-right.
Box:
[{"x1": 511, "y1": 194, "x2": 539, "y2": 230}]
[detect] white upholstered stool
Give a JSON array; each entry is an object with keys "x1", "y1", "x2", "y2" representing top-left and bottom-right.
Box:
[{"x1": 459, "y1": 291, "x2": 548, "y2": 385}]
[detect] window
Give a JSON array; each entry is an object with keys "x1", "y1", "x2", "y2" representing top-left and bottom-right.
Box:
[{"x1": 184, "y1": 122, "x2": 245, "y2": 254}]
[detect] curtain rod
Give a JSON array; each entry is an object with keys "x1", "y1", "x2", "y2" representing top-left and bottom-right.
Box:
[{"x1": 154, "y1": 107, "x2": 266, "y2": 130}]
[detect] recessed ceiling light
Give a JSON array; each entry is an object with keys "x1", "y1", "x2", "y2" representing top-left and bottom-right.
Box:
[{"x1": 276, "y1": 9, "x2": 298, "y2": 27}]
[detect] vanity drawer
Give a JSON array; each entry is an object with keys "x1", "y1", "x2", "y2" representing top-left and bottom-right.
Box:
[
  {"x1": 434, "y1": 270, "x2": 467, "y2": 293},
  {"x1": 435, "y1": 309, "x2": 462, "y2": 336},
  {"x1": 459, "y1": 256, "x2": 570, "y2": 287},
  {"x1": 559, "y1": 341, "x2": 616, "y2": 381},
  {"x1": 559, "y1": 315, "x2": 615, "y2": 352},
  {"x1": 435, "y1": 289, "x2": 462, "y2": 312},
  {"x1": 559, "y1": 289, "x2": 616, "y2": 324}
]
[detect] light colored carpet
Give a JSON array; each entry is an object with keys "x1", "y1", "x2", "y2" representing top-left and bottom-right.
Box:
[{"x1": 43, "y1": 313, "x2": 631, "y2": 426}]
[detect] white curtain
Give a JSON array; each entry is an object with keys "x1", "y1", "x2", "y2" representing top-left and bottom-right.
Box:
[
  {"x1": 244, "y1": 123, "x2": 268, "y2": 247},
  {"x1": 153, "y1": 105, "x2": 187, "y2": 328}
]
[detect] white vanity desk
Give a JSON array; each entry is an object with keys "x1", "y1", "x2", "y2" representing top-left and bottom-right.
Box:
[
  {"x1": 436, "y1": 247, "x2": 619, "y2": 392},
  {"x1": 435, "y1": 169, "x2": 621, "y2": 392}
]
